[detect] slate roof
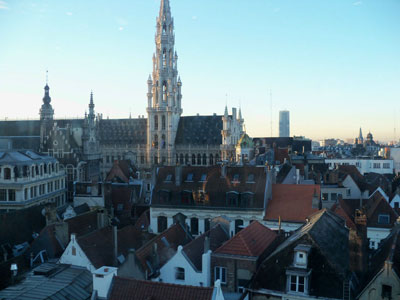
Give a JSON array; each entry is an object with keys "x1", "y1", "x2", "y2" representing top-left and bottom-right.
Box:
[
  {"x1": 0, "y1": 120, "x2": 41, "y2": 137},
  {"x1": 135, "y1": 223, "x2": 192, "y2": 275},
  {"x1": 264, "y1": 184, "x2": 321, "y2": 223},
  {"x1": 98, "y1": 118, "x2": 147, "y2": 146},
  {"x1": 183, "y1": 224, "x2": 229, "y2": 271},
  {"x1": 331, "y1": 199, "x2": 357, "y2": 230},
  {"x1": 0, "y1": 150, "x2": 56, "y2": 166},
  {"x1": 152, "y1": 165, "x2": 267, "y2": 210},
  {"x1": 78, "y1": 225, "x2": 150, "y2": 269},
  {"x1": 0, "y1": 136, "x2": 40, "y2": 151},
  {"x1": 214, "y1": 221, "x2": 277, "y2": 257},
  {"x1": 0, "y1": 263, "x2": 92, "y2": 300},
  {"x1": 175, "y1": 115, "x2": 222, "y2": 145},
  {"x1": 109, "y1": 276, "x2": 214, "y2": 300}
]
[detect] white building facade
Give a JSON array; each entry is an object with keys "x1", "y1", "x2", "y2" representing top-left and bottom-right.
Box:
[{"x1": 326, "y1": 158, "x2": 394, "y2": 175}]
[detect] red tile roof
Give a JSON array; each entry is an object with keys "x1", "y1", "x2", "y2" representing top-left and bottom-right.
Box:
[
  {"x1": 331, "y1": 202, "x2": 356, "y2": 230},
  {"x1": 109, "y1": 276, "x2": 214, "y2": 300},
  {"x1": 214, "y1": 221, "x2": 277, "y2": 257},
  {"x1": 264, "y1": 184, "x2": 320, "y2": 223},
  {"x1": 134, "y1": 210, "x2": 150, "y2": 231}
]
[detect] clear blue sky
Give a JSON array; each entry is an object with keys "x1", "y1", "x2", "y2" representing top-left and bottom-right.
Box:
[{"x1": 0, "y1": 0, "x2": 399, "y2": 142}]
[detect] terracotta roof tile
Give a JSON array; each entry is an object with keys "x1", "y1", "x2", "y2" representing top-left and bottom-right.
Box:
[
  {"x1": 264, "y1": 184, "x2": 321, "y2": 223},
  {"x1": 109, "y1": 276, "x2": 214, "y2": 300},
  {"x1": 215, "y1": 221, "x2": 277, "y2": 257}
]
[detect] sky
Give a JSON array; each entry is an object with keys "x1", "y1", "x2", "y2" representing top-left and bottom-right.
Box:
[{"x1": 0, "y1": 0, "x2": 399, "y2": 142}]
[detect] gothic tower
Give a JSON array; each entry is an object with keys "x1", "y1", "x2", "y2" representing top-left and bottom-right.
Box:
[
  {"x1": 146, "y1": 0, "x2": 182, "y2": 165},
  {"x1": 82, "y1": 92, "x2": 101, "y2": 181},
  {"x1": 39, "y1": 74, "x2": 54, "y2": 150}
]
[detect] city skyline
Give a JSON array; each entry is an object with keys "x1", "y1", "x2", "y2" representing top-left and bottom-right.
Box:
[{"x1": 0, "y1": 0, "x2": 399, "y2": 142}]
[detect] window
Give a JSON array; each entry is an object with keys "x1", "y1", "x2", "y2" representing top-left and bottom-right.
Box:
[
  {"x1": 162, "y1": 115, "x2": 166, "y2": 130},
  {"x1": 157, "y1": 216, "x2": 168, "y2": 233},
  {"x1": 346, "y1": 189, "x2": 351, "y2": 197},
  {"x1": 373, "y1": 163, "x2": 381, "y2": 169},
  {"x1": 181, "y1": 190, "x2": 192, "y2": 204},
  {"x1": 395, "y1": 202, "x2": 399, "y2": 209},
  {"x1": 165, "y1": 174, "x2": 172, "y2": 182},
  {"x1": 0, "y1": 189, "x2": 6, "y2": 201},
  {"x1": 209, "y1": 154, "x2": 214, "y2": 165},
  {"x1": 191, "y1": 154, "x2": 196, "y2": 165},
  {"x1": 383, "y1": 163, "x2": 391, "y2": 169},
  {"x1": 4, "y1": 168, "x2": 11, "y2": 180},
  {"x1": 378, "y1": 214, "x2": 390, "y2": 224},
  {"x1": 215, "y1": 267, "x2": 226, "y2": 284},
  {"x1": 331, "y1": 193, "x2": 337, "y2": 201},
  {"x1": 24, "y1": 188, "x2": 28, "y2": 200},
  {"x1": 186, "y1": 173, "x2": 193, "y2": 182},
  {"x1": 175, "y1": 267, "x2": 185, "y2": 280},
  {"x1": 235, "y1": 219, "x2": 244, "y2": 234},
  {"x1": 322, "y1": 193, "x2": 329, "y2": 201},
  {"x1": 185, "y1": 154, "x2": 189, "y2": 165},
  {"x1": 197, "y1": 154, "x2": 202, "y2": 165},
  {"x1": 382, "y1": 284, "x2": 392, "y2": 298},
  {"x1": 190, "y1": 218, "x2": 199, "y2": 235},
  {"x1": 226, "y1": 192, "x2": 239, "y2": 206},
  {"x1": 179, "y1": 154, "x2": 184, "y2": 165},
  {"x1": 72, "y1": 246, "x2": 76, "y2": 256},
  {"x1": 202, "y1": 154, "x2": 207, "y2": 165},
  {"x1": 289, "y1": 275, "x2": 305, "y2": 293},
  {"x1": 232, "y1": 174, "x2": 240, "y2": 182},
  {"x1": 247, "y1": 174, "x2": 255, "y2": 183},
  {"x1": 200, "y1": 173, "x2": 207, "y2": 182},
  {"x1": 8, "y1": 190, "x2": 15, "y2": 201},
  {"x1": 154, "y1": 115, "x2": 158, "y2": 130}
]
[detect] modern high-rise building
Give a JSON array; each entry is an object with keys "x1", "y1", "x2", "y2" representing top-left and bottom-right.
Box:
[{"x1": 279, "y1": 110, "x2": 290, "y2": 137}]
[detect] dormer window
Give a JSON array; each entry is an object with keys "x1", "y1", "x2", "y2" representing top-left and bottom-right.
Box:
[
  {"x1": 247, "y1": 174, "x2": 255, "y2": 183},
  {"x1": 293, "y1": 245, "x2": 311, "y2": 268},
  {"x1": 286, "y1": 244, "x2": 311, "y2": 295},
  {"x1": 232, "y1": 174, "x2": 240, "y2": 183},
  {"x1": 186, "y1": 173, "x2": 193, "y2": 182},
  {"x1": 200, "y1": 173, "x2": 207, "y2": 182}
]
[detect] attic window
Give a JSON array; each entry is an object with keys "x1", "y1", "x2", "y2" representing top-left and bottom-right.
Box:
[
  {"x1": 247, "y1": 174, "x2": 255, "y2": 183},
  {"x1": 186, "y1": 173, "x2": 193, "y2": 182},
  {"x1": 378, "y1": 214, "x2": 390, "y2": 224},
  {"x1": 175, "y1": 267, "x2": 185, "y2": 280},
  {"x1": 232, "y1": 174, "x2": 240, "y2": 182}
]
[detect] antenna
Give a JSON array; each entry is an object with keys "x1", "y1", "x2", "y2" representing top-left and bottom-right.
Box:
[
  {"x1": 270, "y1": 90, "x2": 273, "y2": 137},
  {"x1": 46, "y1": 70, "x2": 48, "y2": 85}
]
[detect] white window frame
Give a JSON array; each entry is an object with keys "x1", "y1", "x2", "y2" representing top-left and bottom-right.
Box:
[
  {"x1": 215, "y1": 266, "x2": 227, "y2": 284},
  {"x1": 289, "y1": 275, "x2": 306, "y2": 293}
]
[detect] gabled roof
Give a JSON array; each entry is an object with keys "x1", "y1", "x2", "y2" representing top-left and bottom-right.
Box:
[
  {"x1": 135, "y1": 223, "x2": 192, "y2": 275},
  {"x1": 109, "y1": 276, "x2": 214, "y2": 300},
  {"x1": 183, "y1": 224, "x2": 229, "y2": 271},
  {"x1": 363, "y1": 190, "x2": 398, "y2": 228},
  {"x1": 264, "y1": 184, "x2": 320, "y2": 223},
  {"x1": 78, "y1": 225, "x2": 150, "y2": 269},
  {"x1": 214, "y1": 221, "x2": 277, "y2": 257},
  {"x1": 331, "y1": 199, "x2": 356, "y2": 230},
  {"x1": 106, "y1": 160, "x2": 137, "y2": 183},
  {"x1": 263, "y1": 210, "x2": 349, "y2": 277}
]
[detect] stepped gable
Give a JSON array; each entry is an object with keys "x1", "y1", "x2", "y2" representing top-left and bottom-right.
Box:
[
  {"x1": 175, "y1": 115, "x2": 222, "y2": 145},
  {"x1": 98, "y1": 118, "x2": 147, "y2": 146}
]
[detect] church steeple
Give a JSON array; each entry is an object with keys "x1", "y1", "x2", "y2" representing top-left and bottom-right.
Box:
[{"x1": 40, "y1": 71, "x2": 54, "y2": 121}]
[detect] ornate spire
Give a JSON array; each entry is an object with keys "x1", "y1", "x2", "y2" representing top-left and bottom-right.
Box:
[
  {"x1": 88, "y1": 91, "x2": 95, "y2": 123},
  {"x1": 40, "y1": 70, "x2": 54, "y2": 121}
]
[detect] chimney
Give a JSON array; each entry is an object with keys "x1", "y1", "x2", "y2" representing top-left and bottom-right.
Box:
[
  {"x1": 204, "y1": 236, "x2": 210, "y2": 254},
  {"x1": 97, "y1": 210, "x2": 107, "y2": 229},
  {"x1": 92, "y1": 266, "x2": 118, "y2": 299},
  {"x1": 221, "y1": 163, "x2": 227, "y2": 178},
  {"x1": 54, "y1": 222, "x2": 69, "y2": 248},
  {"x1": 175, "y1": 165, "x2": 182, "y2": 186},
  {"x1": 311, "y1": 188, "x2": 321, "y2": 209},
  {"x1": 113, "y1": 225, "x2": 118, "y2": 267}
]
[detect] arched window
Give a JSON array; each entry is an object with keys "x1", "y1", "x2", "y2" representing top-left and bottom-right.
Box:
[
  {"x1": 197, "y1": 154, "x2": 201, "y2": 165},
  {"x1": 154, "y1": 115, "x2": 158, "y2": 130},
  {"x1": 161, "y1": 134, "x2": 166, "y2": 149},
  {"x1": 162, "y1": 115, "x2": 166, "y2": 130},
  {"x1": 180, "y1": 154, "x2": 184, "y2": 164},
  {"x1": 185, "y1": 154, "x2": 189, "y2": 165},
  {"x1": 163, "y1": 81, "x2": 167, "y2": 102},
  {"x1": 209, "y1": 154, "x2": 214, "y2": 165},
  {"x1": 190, "y1": 218, "x2": 199, "y2": 235},
  {"x1": 192, "y1": 154, "x2": 196, "y2": 165},
  {"x1": 153, "y1": 134, "x2": 158, "y2": 149},
  {"x1": 162, "y1": 48, "x2": 167, "y2": 67},
  {"x1": 203, "y1": 154, "x2": 207, "y2": 165}
]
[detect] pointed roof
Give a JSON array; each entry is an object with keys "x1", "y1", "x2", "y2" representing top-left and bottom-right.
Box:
[{"x1": 215, "y1": 221, "x2": 277, "y2": 257}]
